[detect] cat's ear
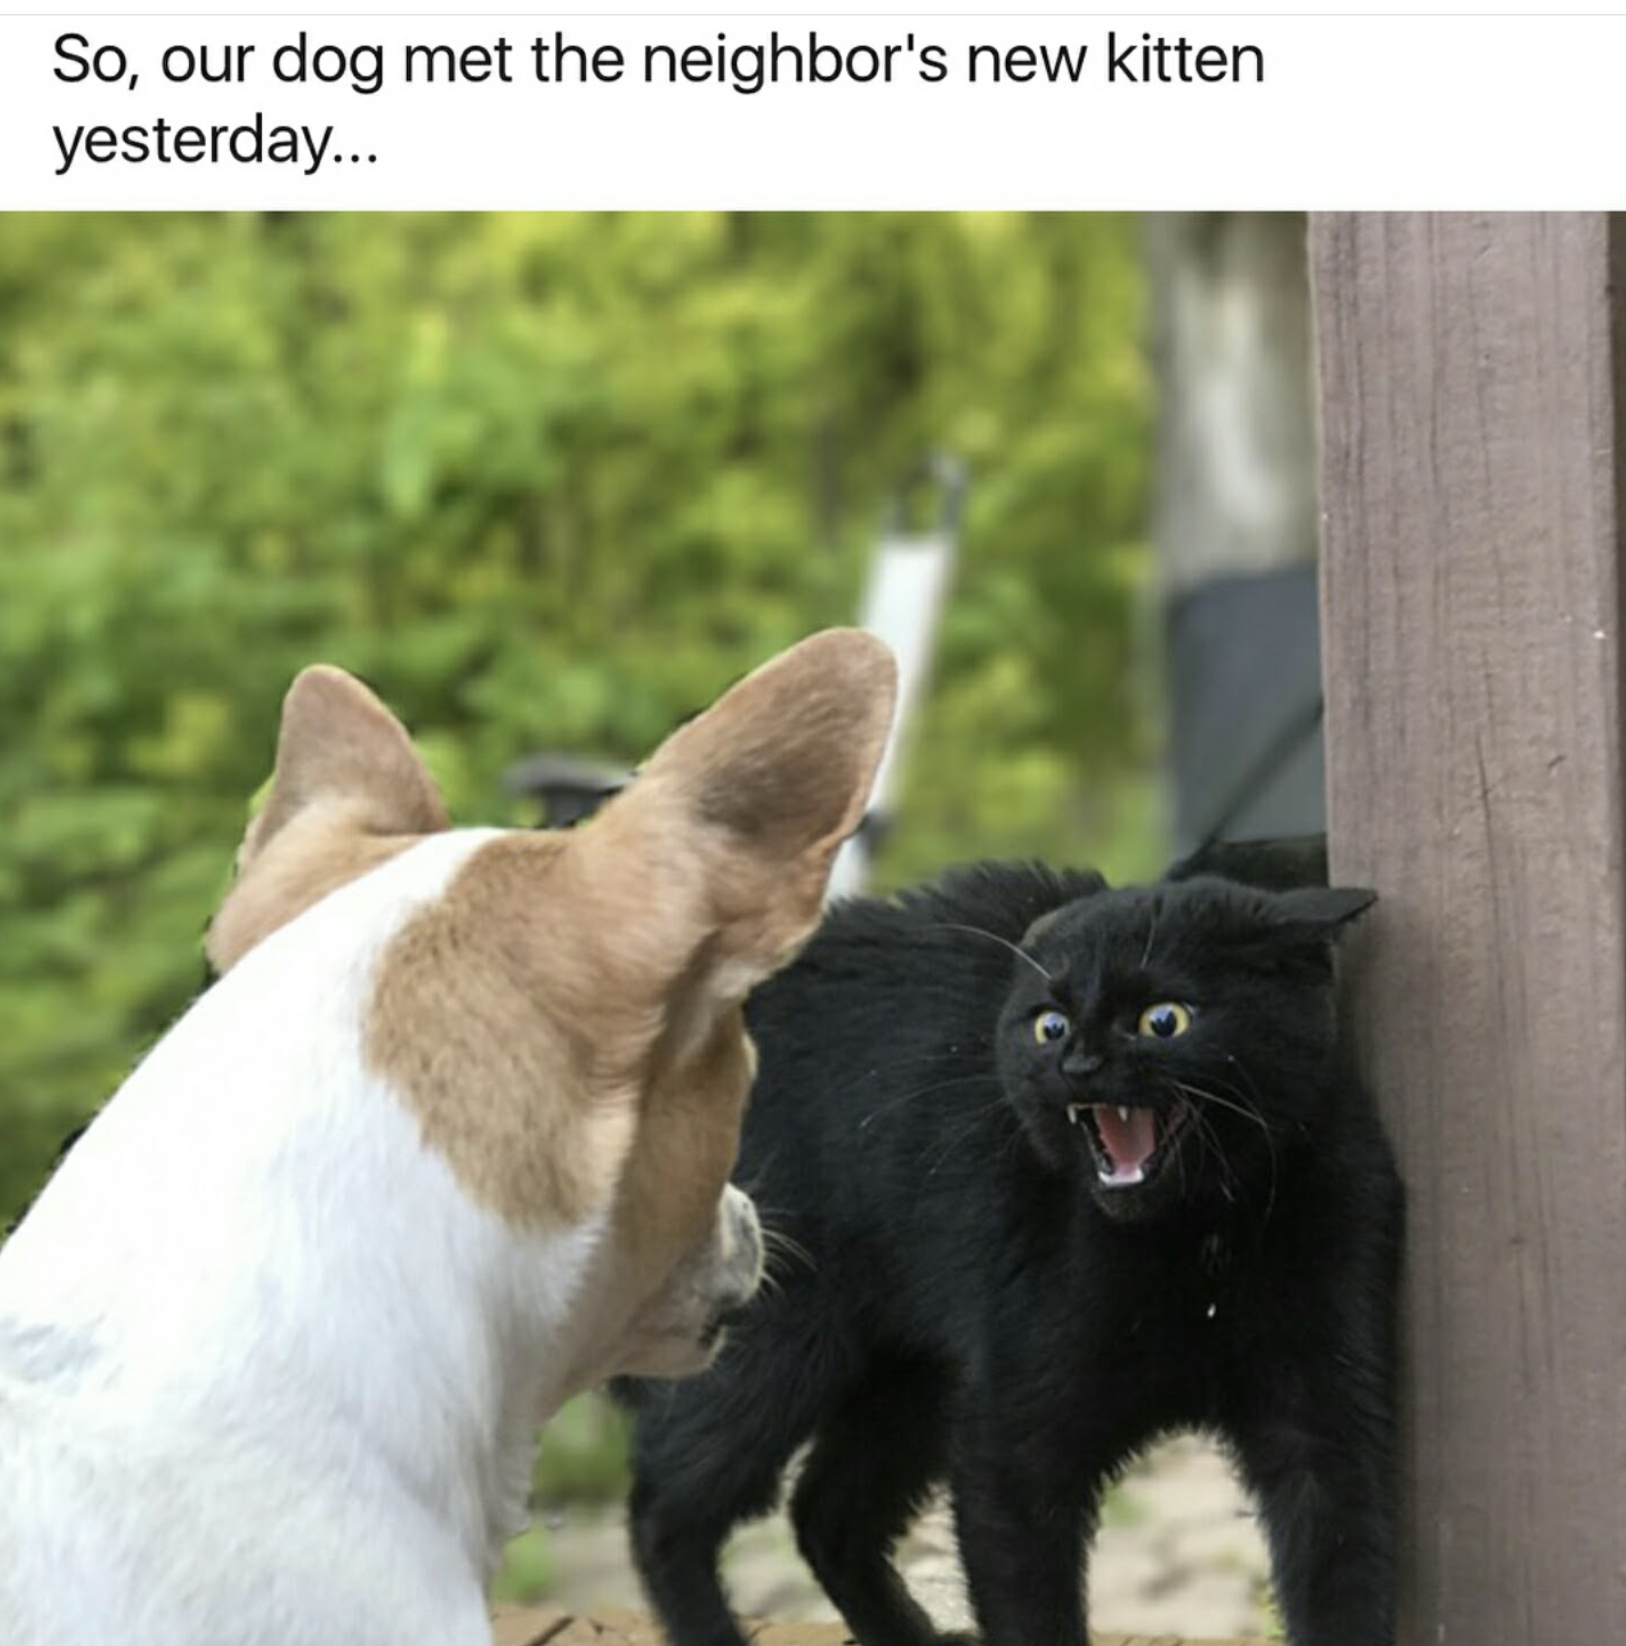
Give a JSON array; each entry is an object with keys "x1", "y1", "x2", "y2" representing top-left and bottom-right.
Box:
[{"x1": 1272, "y1": 885, "x2": 1376, "y2": 945}]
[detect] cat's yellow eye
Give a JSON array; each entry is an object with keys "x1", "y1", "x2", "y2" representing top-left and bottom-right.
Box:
[
  {"x1": 1138, "y1": 1002, "x2": 1193, "y2": 1040},
  {"x1": 1034, "y1": 1009, "x2": 1070, "y2": 1045}
]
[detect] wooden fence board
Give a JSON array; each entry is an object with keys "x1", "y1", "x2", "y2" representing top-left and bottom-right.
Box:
[{"x1": 1313, "y1": 211, "x2": 1626, "y2": 1642}]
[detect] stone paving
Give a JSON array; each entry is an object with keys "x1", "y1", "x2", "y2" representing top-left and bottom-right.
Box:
[{"x1": 533, "y1": 1436, "x2": 1272, "y2": 1641}]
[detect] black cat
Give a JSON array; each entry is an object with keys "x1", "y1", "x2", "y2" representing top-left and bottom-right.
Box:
[{"x1": 616, "y1": 857, "x2": 1402, "y2": 1646}]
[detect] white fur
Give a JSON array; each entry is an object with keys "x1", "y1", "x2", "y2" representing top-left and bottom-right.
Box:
[{"x1": 0, "y1": 831, "x2": 737, "y2": 1646}]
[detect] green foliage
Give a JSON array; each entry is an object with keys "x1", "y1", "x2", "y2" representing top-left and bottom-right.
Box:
[
  {"x1": 530, "y1": 1393, "x2": 631, "y2": 1505},
  {"x1": 492, "y1": 1524, "x2": 555, "y2": 1606},
  {"x1": 491, "y1": 1393, "x2": 629, "y2": 1602},
  {"x1": 0, "y1": 211, "x2": 1154, "y2": 1230},
  {"x1": 1259, "y1": 1581, "x2": 1287, "y2": 1639}
]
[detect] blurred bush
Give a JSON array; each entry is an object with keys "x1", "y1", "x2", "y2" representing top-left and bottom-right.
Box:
[{"x1": 0, "y1": 211, "x2": 1154, "y2": 1231}]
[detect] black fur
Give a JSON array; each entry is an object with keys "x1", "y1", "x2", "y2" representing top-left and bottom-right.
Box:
[{"x1": 617, "y1": 858, "x2": 1401, "y2": 1646}]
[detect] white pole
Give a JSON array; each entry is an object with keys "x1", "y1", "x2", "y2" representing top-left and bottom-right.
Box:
[{"x1": 826, "y1": 530, "x2": 956, "y2": 901}]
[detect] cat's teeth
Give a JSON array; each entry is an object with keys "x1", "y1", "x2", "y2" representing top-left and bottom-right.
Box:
[
  {"x1": 1098, "y1": 1162, "x2": 1146, "y2": 1187},
  {"x1": 1066, "y1": 1104, "x2": 1083, "y2": 1127},
  {"x1": 1117, "y1": 1106, "x2": 1131, "y2": 1122}
]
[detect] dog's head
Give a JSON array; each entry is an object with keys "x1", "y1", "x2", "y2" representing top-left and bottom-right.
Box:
[{"x1": 206, "y1": 631, "x2": 895, "y2": 1382}]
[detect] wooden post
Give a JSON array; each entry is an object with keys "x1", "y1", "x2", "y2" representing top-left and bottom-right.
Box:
[{"x1": 1312, "y1": 214, "x2": 1626, "y2": 1643}]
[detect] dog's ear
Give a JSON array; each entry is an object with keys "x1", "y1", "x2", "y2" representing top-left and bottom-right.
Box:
[
  {"x1": 207, "y1": 667, "x2": 448, "y2": 971},
  {"x1": 236, "y1": 665, "x2": 447, "y2": 871},
  {"x1": 344, "y1": 633, "x2": 894, "y2": 1252},
  {"x1": 576, "y1": 628, "x2": 897, "y2": 1003}
]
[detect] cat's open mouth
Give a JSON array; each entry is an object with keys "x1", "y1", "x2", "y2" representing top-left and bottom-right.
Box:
[{"x1": 1066, "y1": 1099, "x2": 1193, "y2": 1188}]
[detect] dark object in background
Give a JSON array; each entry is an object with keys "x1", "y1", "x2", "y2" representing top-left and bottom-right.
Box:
[
  {"x1": 502, "y1": 752, "x2": 628, "y2": 827},
  {"x1": 1170, "y1": 831, "x2": 1328, "y2": 891},
  {"x1": 618, "y1": 854, "x2": 1401, "y2": 1646},
  {"x1": 1169, "y1": 564, "x2": 1324, "y2": 853}
]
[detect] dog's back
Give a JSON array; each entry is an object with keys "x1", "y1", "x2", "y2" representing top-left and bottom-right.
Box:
[{"x1": 0, "y1": 832, "x2": 529, "y2": 1646}]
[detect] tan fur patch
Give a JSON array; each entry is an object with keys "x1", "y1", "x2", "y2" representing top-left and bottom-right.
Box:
[
  {"x1": 206, "y1": 802, "x2": 422, "y2": 973},
  {"x1": 363, "y1": 630, "x2": 896, "y2": 1277},
  {"x1": 364, "y1": 833, "x2": 645, "y2": 1232},
  {"x1": 216, "y1": 633, "x2": 896, "y2": 1305},
  {"x1": 363, "y1": 827, "x2": 754, "y2": 1276},
  {"x1": 613, "y1": 1002, "x2": 755, "y2": 1286}
]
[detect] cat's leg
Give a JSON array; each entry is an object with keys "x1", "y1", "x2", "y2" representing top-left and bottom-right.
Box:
[
  {"x1": 1227, "y1": 1217, "x2": 1400, "y2": 1646},
  {"x1": 627, "y1": 1469, "x2": 757, "y2": 1646},
  {"x1": 948, "y1": 1419, "x2": 1093, "y2": 1646},
  {"x1": 1229, "y1": 1402, "x2": 1395, "y2": 1646},
  {"x1": 625, "y1": 1325, "x2": 843, "y2": 1646},
  {"x1": 789, "y1": 1360, "x2": 966, "y2": 1646}
]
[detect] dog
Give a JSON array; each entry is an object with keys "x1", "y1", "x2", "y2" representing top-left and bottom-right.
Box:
[{"x1": 0, "y1": 630, "x2": 896, "y2": 1646}]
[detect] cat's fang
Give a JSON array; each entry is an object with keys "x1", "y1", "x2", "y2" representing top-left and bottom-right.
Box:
[{"x1": 1067, "y1": 1104, "x2": 1083, "y2": 1127}]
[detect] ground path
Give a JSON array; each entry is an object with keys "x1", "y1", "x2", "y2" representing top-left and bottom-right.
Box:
[{"x1": 529, "y1": 1436, "x2": 1272, "y2": 1640}]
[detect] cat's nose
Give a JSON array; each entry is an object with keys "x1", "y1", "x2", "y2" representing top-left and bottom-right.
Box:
[{"x1": 1063, "y1": 1048, "x2": 1105, "y2": 1078}]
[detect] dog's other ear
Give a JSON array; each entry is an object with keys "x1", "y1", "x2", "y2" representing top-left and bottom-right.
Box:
[
  {"x1": 236, "y1": 665, "x2": 447, "y2": 871},
  {"x1": 578, "y1": 628, "x2": 897, "y2": 1002},
  {"x1": 207, "y1": 667, "x2": 448, "y2": 971}
]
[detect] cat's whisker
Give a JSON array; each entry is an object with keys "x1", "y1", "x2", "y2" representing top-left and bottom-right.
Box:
[
  {"x1": 760, "y1": 1224, "x2": 819, "y2": 1283},
  {"x1": 1182, "y1": 1103, "x2": 1218, "y2": 1192},
  {"x1": 1174, "y1": 1079, "x2": 1271, "y2": 1137},
  {"x1": 1188, "y1": 1105, "x2": 1241, "y2": 1204},
  {"x1": 855, "y1": 1072, "x2": 1001, "y2": 1130},
  {"x1": 793, "y1": 1059, "x2": 992, "y2": 1138},
  {"x1": 1226, "y1": 1054, "x2": 1306, "y2": 1158},
  {"x1": 996, "y1": 1123, "x2": 1027, "y2": 1172},
  {"x1": 920, "y1": 922, "x2": 1054, "y2": 985},
  {"x1": 758, "y1": 1224, "x2": 816, "y2": 1273},
  {"x1": 1224, "y1": 1053, "x2": 1270, "y2": 1110},
  {"x1": 1175, "y1": 1079, "x2": 1279, "y2": 1224},
  {"x1": 1193, "y1": 1072, "x2": 1285, "y2": 1203},
  {"x1": 840, "y1": 1042, "x2": 996, "y2": 1089},
  {"x1": 923, "y1": 1094, "x2": 1022, "y2": 1177}
]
